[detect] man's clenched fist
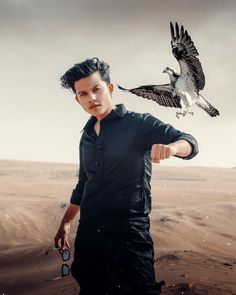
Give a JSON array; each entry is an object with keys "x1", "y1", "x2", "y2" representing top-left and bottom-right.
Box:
[{"x1": 151, "y1": 143, "x2": 177, "y2": 164}]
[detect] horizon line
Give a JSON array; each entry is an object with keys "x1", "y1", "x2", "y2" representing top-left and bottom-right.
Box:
[{"x1": 0, "y1": 158, "x2": 235, "y2": 169}]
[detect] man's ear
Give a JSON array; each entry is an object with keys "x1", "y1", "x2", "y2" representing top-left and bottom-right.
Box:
[{"x1": 108, "y1": 83, "x2": 114, "y2": 94}]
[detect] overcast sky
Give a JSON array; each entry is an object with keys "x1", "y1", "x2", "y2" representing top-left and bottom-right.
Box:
[{"x1": 0, "y1": 0, "x2": 236, "y2": 167}]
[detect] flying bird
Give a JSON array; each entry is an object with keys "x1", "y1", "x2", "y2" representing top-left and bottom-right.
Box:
[{"x1": 118, "y1": 22, "x2": 220, "y2": 118}]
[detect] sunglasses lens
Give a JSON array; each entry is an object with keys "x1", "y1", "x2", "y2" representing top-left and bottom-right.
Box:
[
  {"x1": 62, "y1": 264, "x2": 70, "y2": 277},
  {"x1": 62, "y1": 249, "x2": 70, "y2": 261}
]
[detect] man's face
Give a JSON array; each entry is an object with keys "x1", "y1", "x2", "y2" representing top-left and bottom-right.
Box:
[{"x1": 74, "y1": 71, "x2": 114, "y2": 120}]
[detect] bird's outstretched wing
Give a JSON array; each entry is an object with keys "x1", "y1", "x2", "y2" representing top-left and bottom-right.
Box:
[
  {"x1": 195, "y1": 95, "x2": 220, "y2": 117},
  {"x1": 170, "y1": 22, "x2": 205, "y2": 92},
  {"x1": 117, "y1": 84, "x2": 181, "y2": 108}
]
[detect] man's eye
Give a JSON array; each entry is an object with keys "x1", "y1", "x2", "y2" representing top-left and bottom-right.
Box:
[{"x1": 95, "y1": 87, "x2": 101, "y2": 92}]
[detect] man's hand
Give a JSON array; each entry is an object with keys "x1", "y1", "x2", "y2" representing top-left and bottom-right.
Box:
[
  {"x1": 54, "y1": 203, "x2": 80, "y2": 250},
  {"x1": 151, "y1": 143, "x2": 177, "y2": 164},
  {"x1": 54, "y1": 222, "x2": 71, "y2": 250},
  {"x1": 151, "y1": 140, "x2": 192, "y2": 163}
]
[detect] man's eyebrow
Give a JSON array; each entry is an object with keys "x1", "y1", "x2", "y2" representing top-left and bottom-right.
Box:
[
  {"x1": 76, "y1": 90, "x2": 86, "y2": 95},
  {"x1": 92, "y1": 84, "x2": 102, "y2": 89},
  {"x1": 76, "y1": 84, "x2": 101, "y2": 95}
]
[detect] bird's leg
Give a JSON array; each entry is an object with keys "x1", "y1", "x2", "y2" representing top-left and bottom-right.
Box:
[
  {"x1": 177, "y1": 109, "x2": 194, "y2": 118},
  {"x1": 176, "y1": 111, "x2": 185, "y2": 119},
  {"x1": 184, "y1": 107, "x2": 194, "y2": 116}
]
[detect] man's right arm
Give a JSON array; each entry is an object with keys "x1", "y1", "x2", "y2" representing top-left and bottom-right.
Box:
[
  {"x1": 54, "y1": 203, "x2": 80, "y2": 250},
  {"x1": 54, "y1": 138, "x2": 86, "y2": 250}
]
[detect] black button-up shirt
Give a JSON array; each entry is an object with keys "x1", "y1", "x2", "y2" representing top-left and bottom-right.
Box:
[{"x1": 70, "y1": 104, "x2": 198, "y2": 232}]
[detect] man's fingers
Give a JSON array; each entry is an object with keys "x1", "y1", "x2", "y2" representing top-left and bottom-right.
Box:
[
  {"x1": 151, "y1": 144, "x2": 160, "y2": 162},
  {"x1": 151, "y1": 144, "x2": 173, "y2": 163},
  {"x1": 54, "y1": 236, "x2": 61, "y2": 248},
  {"x1": 61, "y1": 237, "x2": 68, "y2": 249},
  {"x1": 54, "y1": 235, "x2": 65, "y2": 250},
  {"x1": 165, "y1": 146, "x2": 171, "y2": 158},
  {"x1": 160, "y1": 146, "x2": 166, "y2": 160},
  {"x1": 151, "y1": 144, "x2": 163, "y2": 162},
  {"x1": 59, "y1": 235, "x2": 71, "y2": 250},
  {"x1": 150, "y1": 145, "x2": 155, "y2": 160},
  {"x1": 65, "y1": 239, "x2": 71, "y2": 249},
  {"x1": 54, "y1": 223, "x2": 71, "y2": 251}
]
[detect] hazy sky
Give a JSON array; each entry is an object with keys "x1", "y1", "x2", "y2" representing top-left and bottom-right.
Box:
[{"x1": 0, "y1": 0, "x2": 236, "y2": 167}]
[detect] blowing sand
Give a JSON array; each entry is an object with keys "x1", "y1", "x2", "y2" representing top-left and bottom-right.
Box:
[{"x1": 0, "y1": 160, "x2": 235, "y2": 295}]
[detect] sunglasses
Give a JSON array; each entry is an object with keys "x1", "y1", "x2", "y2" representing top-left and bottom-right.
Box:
[{"x1": 45, "y1": 247, "x2": 71, "y2": 281}]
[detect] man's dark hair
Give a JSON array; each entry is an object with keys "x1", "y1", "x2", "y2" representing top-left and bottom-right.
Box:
[{"x1": 60, "y1": 57, "x2": 110, "y2": 93}]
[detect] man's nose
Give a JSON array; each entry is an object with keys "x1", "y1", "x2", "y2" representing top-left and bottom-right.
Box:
[{"x1": 88, "y1": 92, "x2": 97, "y2": 102}]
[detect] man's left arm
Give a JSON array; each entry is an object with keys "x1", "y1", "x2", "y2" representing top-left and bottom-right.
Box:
[{"x1": 140, "y1": 113, "x2": 198, "y2": 163}]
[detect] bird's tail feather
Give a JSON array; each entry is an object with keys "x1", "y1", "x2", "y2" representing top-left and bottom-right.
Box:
[{"x1": 197, "y1": 94, "x2": 220, "y2": 117}]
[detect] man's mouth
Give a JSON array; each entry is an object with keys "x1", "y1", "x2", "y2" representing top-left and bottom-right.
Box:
[{"x1": 89, "y1": 103, "x2": 101, "y2": 109}]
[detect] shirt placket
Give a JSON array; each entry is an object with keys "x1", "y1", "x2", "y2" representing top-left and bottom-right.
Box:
[{"x1": 93, "y1": 120, "x2": 110, "y2": 184}]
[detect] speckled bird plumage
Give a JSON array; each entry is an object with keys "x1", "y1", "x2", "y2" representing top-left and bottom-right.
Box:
[{"x1": 118, "y1": 22, "x2": 220, "y2": 118}]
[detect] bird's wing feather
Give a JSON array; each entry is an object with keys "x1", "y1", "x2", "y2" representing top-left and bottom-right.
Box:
[
  {"x1": 170, "y1": 22, "x2": 205, "y2": 91},
  {"x1": 195, "y1": 95, "x2": 220, "y2": 117},
  {"x1": 128, "y1": 84, "x2": 181, "y2": 108}
]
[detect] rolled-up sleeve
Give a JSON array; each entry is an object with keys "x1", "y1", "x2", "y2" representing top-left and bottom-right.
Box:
[
  {"x1": 70, "y1": 139, "x2": 87, "y2": 205},
  {"x1": 140, "y1": 113, "x2": 198, "y2": 160}
]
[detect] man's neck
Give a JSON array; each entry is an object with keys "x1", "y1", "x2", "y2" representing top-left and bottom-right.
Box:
[{"x1": 95, "y1": 105, "x2": 116, "y2": 122}]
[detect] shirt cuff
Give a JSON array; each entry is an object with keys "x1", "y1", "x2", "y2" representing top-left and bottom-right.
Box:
[
  {"x1": 70, "y1": 181, "x2": 85, "y2": 205},
  {"x1": 175, "y1": 135, "x2": 199, "y2": 160}
]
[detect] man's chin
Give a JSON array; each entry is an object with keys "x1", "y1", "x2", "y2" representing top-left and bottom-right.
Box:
[{"x1": 89, "y1": 106, "x2": 103, "y2": 116}]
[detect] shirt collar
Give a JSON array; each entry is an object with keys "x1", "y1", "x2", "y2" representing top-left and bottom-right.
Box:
[{"x1": 82, "y1": 104, "x2": 127, "y2": 132}]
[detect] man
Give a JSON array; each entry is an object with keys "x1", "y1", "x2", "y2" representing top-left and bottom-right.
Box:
[{"x1": 54, "y1": 57, "x2": 198, "y2": 295}]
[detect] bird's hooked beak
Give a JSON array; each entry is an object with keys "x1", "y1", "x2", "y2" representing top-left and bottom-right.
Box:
[{"x1": 163, "y1": 68, "x2": 167, "y2": 74}]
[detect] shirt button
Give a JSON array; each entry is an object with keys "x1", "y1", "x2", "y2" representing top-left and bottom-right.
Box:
[
  {"x1": 97, "y1": 145, "x2": 102, "y2": 149},
  {"x1": 95, "y1": 161, "x2": 99, "y2": 166}
]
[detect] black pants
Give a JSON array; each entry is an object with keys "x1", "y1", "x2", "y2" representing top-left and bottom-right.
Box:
[{"x1": 71, "y1": 227, "x2": 162, "y2": 295}]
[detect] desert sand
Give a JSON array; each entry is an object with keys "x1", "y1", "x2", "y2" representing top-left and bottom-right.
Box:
[{"x1": 0, "y1": 160, "x2": 235, "y2": 295}]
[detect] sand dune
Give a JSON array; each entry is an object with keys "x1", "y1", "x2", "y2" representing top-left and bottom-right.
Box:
[{"x1": 0, "y1": 160, "x2": 236, "y2": 295}]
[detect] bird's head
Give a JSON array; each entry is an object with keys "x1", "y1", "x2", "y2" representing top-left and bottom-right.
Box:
[{"x1": 163, "y1": 67, "x2": 178, "y2": 76}]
